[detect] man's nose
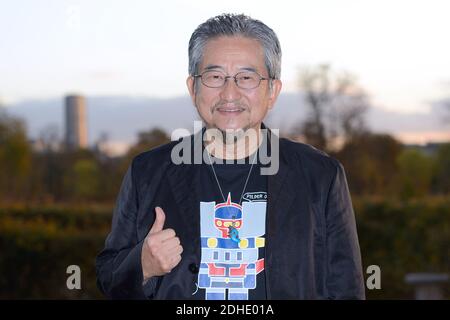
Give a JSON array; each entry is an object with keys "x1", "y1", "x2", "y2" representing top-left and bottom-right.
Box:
[{"x1": 219, "y1": 77, "x2": 242, "y2": 101}]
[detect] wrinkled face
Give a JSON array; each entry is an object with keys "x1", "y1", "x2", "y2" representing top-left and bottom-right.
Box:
[{"x1": 187, "y1": 36, "x2": 282, "y2": 134}]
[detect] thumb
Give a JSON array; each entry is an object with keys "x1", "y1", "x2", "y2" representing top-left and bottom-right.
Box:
[{"x1": 149, "y1": 206, "x2": 166, "y2": 234}]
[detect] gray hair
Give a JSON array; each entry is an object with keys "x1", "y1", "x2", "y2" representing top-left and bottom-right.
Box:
[{"x1": 188, "y1": 14, "x2": 282, "y2": 80}]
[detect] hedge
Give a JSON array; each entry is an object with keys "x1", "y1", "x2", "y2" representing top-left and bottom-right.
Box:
[{"x1": 0, "y1": 199, "x2": 448, "y2": 299}]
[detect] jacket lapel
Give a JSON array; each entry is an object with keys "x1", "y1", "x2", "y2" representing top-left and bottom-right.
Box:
[
  {"x1": 166, "y1": 132, "x2": 203, "y2": 258},
  {"x1": 266, "y1": 134, "x2": 320, "y2": 299},
  {"x1": 266, "y1": 128, "x2": 297, "y2": 240},
  {"x1": 266, "y1": 139, "x2": 295, "y2": 298}
]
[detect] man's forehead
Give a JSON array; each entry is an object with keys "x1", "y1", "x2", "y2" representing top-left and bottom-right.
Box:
[
  {"x1": 203, "y1": 35, "x2": 263, "y2": 51},
  {"x1": 203, "y1": 65, "x2": 258, "y2": 73},
  {"x1": 199, "y1": 36, "x2": 265, "y2": 72}
]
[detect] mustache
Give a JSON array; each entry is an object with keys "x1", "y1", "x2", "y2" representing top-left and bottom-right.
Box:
[{"x1": 213, "y1": 100, "x2": 248, "y2": 111}]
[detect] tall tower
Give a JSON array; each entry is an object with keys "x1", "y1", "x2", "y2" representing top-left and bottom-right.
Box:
[{"x1": 65, "y1": 95, "x2": 88, "y2": 150}]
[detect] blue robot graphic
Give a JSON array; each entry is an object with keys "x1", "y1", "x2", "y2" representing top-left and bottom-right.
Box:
[{"x1": 198, "y1": 193, "x2": 266, "y2": 300}]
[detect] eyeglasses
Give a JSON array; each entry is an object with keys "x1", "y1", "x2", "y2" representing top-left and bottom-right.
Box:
[{"x1": 193, "y1": 70, "x2": 272, "y2": 89}]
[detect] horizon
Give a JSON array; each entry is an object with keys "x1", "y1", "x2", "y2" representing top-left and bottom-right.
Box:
[{"x1": 3, "y1": 92, "x2": 449, "y2": 157}]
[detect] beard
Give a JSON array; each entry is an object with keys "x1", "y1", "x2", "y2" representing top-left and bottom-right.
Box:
[
  {"x1": 219, "y1": 127, "x2": 247, "y2": 144},
  {"x1": 211, "y1": 100, "x2": 251, "y2": 145}
]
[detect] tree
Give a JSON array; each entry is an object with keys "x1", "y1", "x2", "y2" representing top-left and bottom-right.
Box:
[
  {"x1": 71, "y1": 159, "x2": 100, "y2": 200},
  {"x1": 298, "y1": 64, "x2": 369, "y2": 152},
  {"x1": 432, "y1": 143, "x2": 450, "y2": 194},
  {"x1": 38, "y1": 124, "x2": 61, "y2": 152},
  {"x1": 125, "y1": 127, "x2": 170, "y2": 160},
  {"x1": 118, "y1": 127, "x2": 170, "y2": 183},
  {"x1": 334, "y1": 133, "x2": 403, "y2": 196},
  {"x1": 396, "y1": 149, "x2": 434, "y2": 199},
  {"x1": 0, "y1": 112, "x2": 32, "y2": 201},
  {"x1": 60, "y1": 149, "x2": 102, "y2": 201}
]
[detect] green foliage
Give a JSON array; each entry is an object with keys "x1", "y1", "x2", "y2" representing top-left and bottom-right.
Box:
[
  {"x1": 0, "y1": 205, "x2": 112, "y2": 299},
  {"x1": 123, "y1": 128, "x2": 170, "y2": 165},
  {"x1": 0, "y1": 113, "x2": 32, "y2": 199},
  {"x1": 432, "y1": 143, "x2": 450, "y2": 194},
  {"x1": 1, "y1": 199, "x2": 449, "y2": 299},
  {"x1": 334, "y1": 133, "x2": 403, "y2": 196},
  {"x1": 396, "y1": 149, "x2": 434, "y2": 199},
  {"x1": 354, "y1": 197, "x2": 450, "y2": 299},
  {"x1": 67, "y1": 159, "x2": 101, "y2": 199},
  {"x1": 0, "y1": 118, "x2": 168, "y2": 204}
]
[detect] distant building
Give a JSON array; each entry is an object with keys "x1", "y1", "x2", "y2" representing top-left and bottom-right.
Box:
[{"x1": 65, "y1": 95, "x2": 88, "y2": 150}]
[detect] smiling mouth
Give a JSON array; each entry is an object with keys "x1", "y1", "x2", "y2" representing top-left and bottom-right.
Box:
[{"x1": 215, "y1": 107, "x2": 245, "y2": 114}]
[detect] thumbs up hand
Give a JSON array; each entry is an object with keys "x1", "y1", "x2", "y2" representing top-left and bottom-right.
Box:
[{"x1": 141, "y1": 207, "x2": 183, "y2": 282}]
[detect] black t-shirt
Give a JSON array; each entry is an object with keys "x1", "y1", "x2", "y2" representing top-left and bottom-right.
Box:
[{"x1": 193, "y1": 148, "x2": 268, "y2": 300}]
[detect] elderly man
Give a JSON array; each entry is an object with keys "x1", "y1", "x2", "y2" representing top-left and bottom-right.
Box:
[{"x1": 96, "y1": 13, "x2": 365, "y2": 300}]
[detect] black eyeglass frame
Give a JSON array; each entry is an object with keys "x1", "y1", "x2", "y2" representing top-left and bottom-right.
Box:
[{"x1": 193, "y1": 70, "x2": 274, "y2": 89}]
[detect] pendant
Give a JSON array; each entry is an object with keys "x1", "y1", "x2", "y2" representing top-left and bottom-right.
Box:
[{"x1": 228, "y1": 225, "x2": 240, "y2": 243}]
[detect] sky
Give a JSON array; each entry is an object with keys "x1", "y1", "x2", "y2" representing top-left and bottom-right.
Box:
[{"x1": 1, "y1": 0, "x2": 450, "y2": 115}]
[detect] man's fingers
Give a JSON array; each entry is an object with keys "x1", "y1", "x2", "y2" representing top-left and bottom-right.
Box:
[
  {"x1": 166, "y1": 243, "x2": 183, "y2": 256},
  {"x1": 145, "y1": 232, "x2": 179, "y2": 253},
  {"x1": 162, "y1": 235, "x2": 180, "y2": 248},
  {"x1": 149, "y1": 207, "x2": 166, "y2": 234},
  {"x1": 173, "y1": 254, "x2": 182, "y2": 266},
  {"x1": 149, "y1": 236, "x2": 180, "y2": 254},
  {"x1": 157, "y1": 251, "x2": 182, "y2": 274},
  {"x1": 152, "y1": 229, "x2": 176, "y2": 242},
  {"x1": 169, "y1": 254, "x2": 182, "y2": 270}
]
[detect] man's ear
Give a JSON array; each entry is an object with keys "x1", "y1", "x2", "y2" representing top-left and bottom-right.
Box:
[
  {"x1": 186, "y1": 76, "x2": 196, "y2": 106},
  {"x1": 267, "y1": 79, "x2": 282, "y2": 110}
]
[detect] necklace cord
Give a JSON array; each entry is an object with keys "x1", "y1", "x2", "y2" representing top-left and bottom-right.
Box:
[{"x1": 206, "y1": 147, "x2": 258, "y2": 205}]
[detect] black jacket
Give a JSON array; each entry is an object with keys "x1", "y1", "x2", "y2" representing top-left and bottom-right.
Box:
[{"x1": 96, "y1": 128, "x2": 365, "y2": 299}]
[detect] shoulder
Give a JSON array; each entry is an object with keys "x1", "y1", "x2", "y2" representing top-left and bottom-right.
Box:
[
  {"x1": 133, "y1": 139, "x2": 179, "y2": 165},
  {"x1": 279, "y1": 137, "x2": 342, "y2": 174},
  {"x1": 280, "y1": 138, "x2": 345, "y2": 194},
  {"x1": 130, "y1": 138, "x2": 185, "y2": 176},
  {"x1": 278, "y1": 138, "x2": 345, "y2": 202}
]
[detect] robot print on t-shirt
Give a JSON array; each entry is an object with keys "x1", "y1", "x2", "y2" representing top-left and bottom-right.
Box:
[{"x1": 198, "y1": 192, "x2": 266, "y2": 300}]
